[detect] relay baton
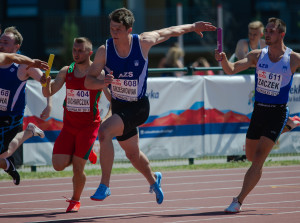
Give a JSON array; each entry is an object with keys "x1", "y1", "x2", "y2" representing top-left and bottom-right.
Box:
[
  {"x1": 42, "y1": 54, "x2": 55, "y2": 87},
  {"x1": 217, "y1": 28, "x2": 222, "y2": 53}
]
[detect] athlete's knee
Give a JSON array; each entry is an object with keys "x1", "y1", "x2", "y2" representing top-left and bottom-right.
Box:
[
  {"x1": 125, "y1": 151, "x2": 140, "y2": 163},
  {"x1": 52, "y1": 158, "x2": 68, "y2": 171},
  {"x1": 98, "y1": 127, "x2": 112, "y2": 142},
  {"x1": 52, "y1": 163, "x2": 65, "y2": 171}
]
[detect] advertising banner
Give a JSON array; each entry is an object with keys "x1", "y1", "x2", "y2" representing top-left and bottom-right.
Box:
[{"x1": 23, "y1": 74, "x2": 300, "y2": 165}]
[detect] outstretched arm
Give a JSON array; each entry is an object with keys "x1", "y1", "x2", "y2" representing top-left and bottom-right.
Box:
[
  {"x1": 140, "y1": 21, "x2": 216, "y2": 56},
  {"x1": 215, "y1": 49, "x2": 260, "y2": 74},
  {"x1": 0, "y1": 52, "x2": 49, "y2": 70}
]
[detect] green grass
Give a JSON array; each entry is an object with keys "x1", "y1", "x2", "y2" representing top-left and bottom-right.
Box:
[{"x1": 1, "y1": 159, "x2": 299, "y2": 182}]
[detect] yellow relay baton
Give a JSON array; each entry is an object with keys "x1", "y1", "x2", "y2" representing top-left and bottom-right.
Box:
[{"x1": 42, "y1": 54, "x2": 55, "y2": 87}]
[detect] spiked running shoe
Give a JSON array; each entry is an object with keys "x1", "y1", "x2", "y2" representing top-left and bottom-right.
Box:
[
  {"x1": 5, "y1": 156, "x2": 20, "y2": 185},
  {"x1": 90, "y1": 184, "x2": 111, "y2": 201},
  {"x1": 65, "y1": 198, "x2": 81, "y2": 212},
  {"x1": 27, "y1": 123, "x2": 45, "y2": 138},
  {"x1": 149, "y1": 172, "x2": 164, "y2": 204},
  {"x1": 88, "y1": 150, "x2": 97, "y2": 164},
  {"x1": 224, "y1": 197, "x2": 242, "y2": 213}
]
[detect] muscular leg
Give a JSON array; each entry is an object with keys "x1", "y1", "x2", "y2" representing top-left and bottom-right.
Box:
[
  {"x1": 0, "y1": 158, "x2": 7, "y2": 169},
  {"x1": 98, "y1": 114, "x2": 124, "y2": 187},
  {"x1": 0, "y1": 128, "x2": 34, "y2": 159},
  {"x1": 245, "y1": 138, "x2": 259, "y2": 162},
  {"x1": 119, "y1": 135, "x2": 156, "y2": 185},
  {"x1": 71, "y1": 155, "x2": 87, "y2": 201},
  {"x1": 237, "y1": 136, "x2": 275, "y2": 204},
  {"x1": 52, "y1": 154, "x2": 72, "y2": 171}
]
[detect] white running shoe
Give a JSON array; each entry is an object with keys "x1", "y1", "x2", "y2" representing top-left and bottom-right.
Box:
[
  {"x1": 26, "y1": 123, "x2": 45, "y2": 138},
  {"x1": 224, "y1": 197, "x2": 241, "y2": 213}
]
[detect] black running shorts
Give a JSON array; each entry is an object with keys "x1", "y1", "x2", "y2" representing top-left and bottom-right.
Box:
[
  {"x1": 111, "y1": 96, "x2": 150, "y2": 141},
  {"x1": 246, "y1": 102, "x2": 289, "y2": 142}
]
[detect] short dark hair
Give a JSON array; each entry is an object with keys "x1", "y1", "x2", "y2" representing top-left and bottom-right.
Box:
[
  {"x1": 109, "y1": 8, "x2": 135, "y2": 30},
  {"x1": 268, "y1": 17, "x2": 286, "y2": 33},
  {"x1": 74, "y1": 37, "x2": 92, "y2": 51},
  {"x1": 3, "y1": 26, "x2": 23, "y2": 46}
]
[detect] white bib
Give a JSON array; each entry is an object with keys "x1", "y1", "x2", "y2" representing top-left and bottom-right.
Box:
[
  {"x1": 66, "y1": 89, "x2": 90, "y2": 112},
  {"x1": 0, "y1": 88, "x2": 10, "y2": 111},
  {"x1": 111, "y1": 79, "x2": 138, "y2": 101},
  {"x1": 256, "y1": 70, "x2": 282, "y2": 96}
]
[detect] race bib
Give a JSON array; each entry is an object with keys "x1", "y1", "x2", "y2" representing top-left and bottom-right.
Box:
[
  {"x1": 111, "y1": 79, "x2": 138, "y2": 101},
  {"x1": 66, "y1": 89, "x2": 90, "y2": 112},
  {"x1": 256, "y1": 70, "x2": 282, "y2": 96},
  {"x1": 0, "y1": 88, "x2": 10, "y2": 111}
]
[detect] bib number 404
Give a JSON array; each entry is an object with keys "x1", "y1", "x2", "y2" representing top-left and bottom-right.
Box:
[{"x1": 77, "y1": 91, "x2": 89, "y2": 97}]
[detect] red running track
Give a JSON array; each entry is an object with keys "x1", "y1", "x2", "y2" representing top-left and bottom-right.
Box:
[{"x1": 0, "y1": 165, "x2": 300, "y2": 223}]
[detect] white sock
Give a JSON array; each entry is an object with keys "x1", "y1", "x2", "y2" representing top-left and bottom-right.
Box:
[{"x1": 5, "y1": 158, "x2": 10, "y2": 171}]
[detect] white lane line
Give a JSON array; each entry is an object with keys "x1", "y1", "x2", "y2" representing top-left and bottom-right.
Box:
[
  {"x1": 1, "y1": 168, "x2": 299, "y2": 189},
  {"x1": 1, "y1": 180, "x2": 300, "y2": 198},
  {"x1": 1, "y1": 174, "x2": 300, "y2": 197},
  {"x1": 0, "y1": 189, "x2": 299, "y2": 206},
  {"x1": 0, "y1": 173, "x2": 299, "y2": 192}
]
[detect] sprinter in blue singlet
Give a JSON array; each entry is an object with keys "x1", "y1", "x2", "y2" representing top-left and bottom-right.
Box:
[
  {"x1": 85, "y1": 7, "x2": 216, "y2": 205},
  {"x1": 0, "y1": 27, "x2": 50, "y2": 185},
  {"x1": 215, "y1": 17, "x2": 300, "y2": 214}
]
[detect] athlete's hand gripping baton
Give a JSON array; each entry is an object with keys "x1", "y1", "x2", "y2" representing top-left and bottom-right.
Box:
[{"x1": 42, "y1": 54, "x2": 55, "y2": 87}]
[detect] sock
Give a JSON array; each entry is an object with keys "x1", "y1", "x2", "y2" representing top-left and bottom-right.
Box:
[
  {"x1": 88, "y1": 150, "x2": 97, "y2": 164},
  {"x1": 4, "y1": 158, "x2": 10, "y2": 171}
]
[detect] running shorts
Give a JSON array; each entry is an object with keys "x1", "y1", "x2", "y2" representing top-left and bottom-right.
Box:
[
  {"x1": 111, "y1": 96, "x2": 150, "y2": 141},
  {"x1": 53, "y1": 122, "x2": 100, "y2": 160},
  {"x1": 246, "y1": 102, "x2": 289, "y2": 142}
]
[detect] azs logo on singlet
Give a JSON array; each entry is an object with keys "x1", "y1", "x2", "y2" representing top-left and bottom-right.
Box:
[
  {"x1": 118, "y1": 72, "x2": 133, "y2": 78},
  {"x1": 258, "y1": 63, "x2": 268, "y2": 69}
]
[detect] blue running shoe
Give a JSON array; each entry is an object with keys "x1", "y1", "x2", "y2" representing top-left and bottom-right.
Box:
[
  {"x1": 90, "y1": 184, "x2": 111, "y2": 201},
  {"x1": 149, "y1": 172, "x2": 164, "y2": 204}
]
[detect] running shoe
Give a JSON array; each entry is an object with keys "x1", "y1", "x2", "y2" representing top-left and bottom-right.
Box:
[
  {"x1": 224, "y1": 197, "x2": 242, "y2": 213},
  {"x1": 149, "y1": 172, "x2": 164, "y2": 204},
  {"x1": 4, "y1": 156, "x2": 20, "y2": 185},
  {"x1": 90, "y1": 183, "x2": 111, "y2": 201},
  {"x1": 88, "y1": 150, "x2": 97, "y2": 164},
  {"x1": 65, "y1": 198, "x2": 81, "y2": 212},
  {"x1": 26, "y1": 123, "x2": 45, "y2": 138},
  {"x1": 289, "y1": 116, "x2": 300, "y2": 130}
]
